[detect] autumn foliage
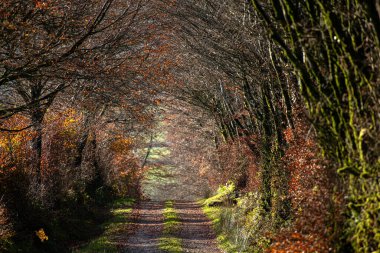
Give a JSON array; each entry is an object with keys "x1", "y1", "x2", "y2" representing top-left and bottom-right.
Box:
[
  {"x1": 0, "y1": 0, "x2": 172, "y2": 251},
  {"x1": 1, "y1": 0, "x2": 379, "y2": 252},
  {"x1": 266, "y1": 115, "x2": 341, "y2": 252}
]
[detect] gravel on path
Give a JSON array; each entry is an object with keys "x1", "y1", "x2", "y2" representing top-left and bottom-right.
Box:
[
  {"x1": 121, "y1": 201, "x2": 165, "y2": 253},
  {"x1": 174, "y1": 201, "x2": 222, "y2": 253},
  {"x1": 120, "y1": 201, "x2": 222, "y2": 253}
]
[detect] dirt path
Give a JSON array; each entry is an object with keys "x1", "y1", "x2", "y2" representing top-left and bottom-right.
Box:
[
  {"x1": 174, "y1": 201, "x2": 222, "y2": 253},
  {"x1": 121, "y1": 201, "x2": 221, "y2": 253},
  {"x1": 122, "y1": 201, "x2": 165, "y2": 253}
]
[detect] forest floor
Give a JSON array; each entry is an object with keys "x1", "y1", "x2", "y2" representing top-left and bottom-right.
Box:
[{"x1": 121, "y1": 200, "x2": 221, "y2": 253}]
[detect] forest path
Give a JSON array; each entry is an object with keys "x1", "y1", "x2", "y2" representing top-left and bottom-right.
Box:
[
  {"x1": 122, "y1": 201, "x2": 165, "y2": 253},
  {"x1": 121, "y1": 201, "x2": 221, "y2": 253},
  {"x1": 174, "y1": 201, "x2": 222, "y2": 253}
]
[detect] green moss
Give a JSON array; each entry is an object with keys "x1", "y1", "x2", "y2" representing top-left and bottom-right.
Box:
[
  {"x1": 251, "y1": 1, "x2": 379, "y2": 250},
  {"x1": 202, "y1": 182, "x2": 235, "y2": 207}
]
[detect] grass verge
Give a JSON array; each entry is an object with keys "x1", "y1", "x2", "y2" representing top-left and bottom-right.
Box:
[
  {"x1": 73, "y1": 197, "x2": 135, "y2": 253},
  {"x1": 159, "y1": 200, "x2": 182, "y2": 253},
  {"x1": 201, "y1": 203, "x2": 241, "y2": 253},
  {"x1": 200, "y1": 189, "x2": 270, "y2": 253},
  {"x1": 198, "y1": 182, "x2": 236, "y2": 252}
]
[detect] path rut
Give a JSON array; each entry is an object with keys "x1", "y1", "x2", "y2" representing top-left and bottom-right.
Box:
[
  {"x1": 122, "y1": 201, "x2": 165, "y2": 253},
  {"x1": 175, "y1": 201, "x2": 222, "y2": 253},
  {"x1": 121, "y1": 200, "x2": 221, "y2": 253}
]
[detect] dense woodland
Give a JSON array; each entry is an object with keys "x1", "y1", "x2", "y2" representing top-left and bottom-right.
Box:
[{"x1": 0, "y1": 0, "x2": 379, "y2": 252}]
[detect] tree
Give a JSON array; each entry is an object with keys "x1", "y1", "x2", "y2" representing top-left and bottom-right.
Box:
[
  {"x1": 0, "y1": 0, "x2": 156, "y2": 184},
  {"x1": 171, "y1": 0, "x2": 297, "y2": 219},
  {"x1": 251, "y1": 0, "x2": 380, "y2": 251}
]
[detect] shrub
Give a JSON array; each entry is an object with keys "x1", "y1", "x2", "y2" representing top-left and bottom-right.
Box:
[{"x1": 204, "y1": 182, "x2": 236, "y2": 207}]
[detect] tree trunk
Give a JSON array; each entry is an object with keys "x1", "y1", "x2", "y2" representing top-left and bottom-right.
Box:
[
  {"x1": 74, "y1": 112, "x2": 93, "y2": 168},
  {"x1": 31, "y1": 109, "x2": 44, "y2": 184}
]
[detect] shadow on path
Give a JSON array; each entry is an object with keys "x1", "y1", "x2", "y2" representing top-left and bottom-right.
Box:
[
  {"x1": 174, "y1": 201, "x2": 221, "y2": 253},
  {"x1": 121, "y1": 201, "x2": 165, "y2": 253},
  {"x1": 120, "y1": 201, "x2": 221, "y2": 253}
]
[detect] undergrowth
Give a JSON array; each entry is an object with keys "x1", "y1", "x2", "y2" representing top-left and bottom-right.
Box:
[
  {"x1": 201, "y1": 183, "x2": 272, "y2": 253},
  {"x1": 73, "y1": 197, "x2": 135, "y2": 253},
  {"x1": 203, "y1": 182, "x2": 236, "y2": 207}
]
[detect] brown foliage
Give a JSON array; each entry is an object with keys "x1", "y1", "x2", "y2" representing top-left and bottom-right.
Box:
[{"x1": 268, "y1": 114, "x2": 343, "y2": 252}]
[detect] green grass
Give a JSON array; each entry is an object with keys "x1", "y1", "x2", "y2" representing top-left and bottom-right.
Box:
[
  {"x1": 202, "y1": 204, "x2": 243, "y2": 253},
  {"x1": 153, "y1": 130, "x2": 167, "y2": 142},
  {"x1": 201, "y1": 204, "x2": 238, "y2": 252},
  {"x1": 202, "y1": 182, "x2": 235, "y2": 207},
  {"x1": 163, "y1": 201, "x2": 180, "y2": 234},
  {"x1": 148, "y1": 146, "x2": 171, "y2": 160},
  {"x1": 159, "y1": 200, "x2": 182, "y2": 253},
  {"x1": 144, "y1": 166, "x2": 174, "y2": 182},
  {"x1": 74, "y1": 197, "x2": 134, "y2": 253},
  {"x1": 198, "y1": 182, "x2": 239, "y2": 252},
  {"x1": 159, "y1": 237, "x2": 182, "y2": 253},
  {"x1": 75, "y1": 236, "x2": 117, "y2": 253},
  {"x1": 201, "y1": 190, "x2": 270, "y2": 253},
  {"x1": 141, "y1": 165, "x2": 179, "y2": 199}
]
